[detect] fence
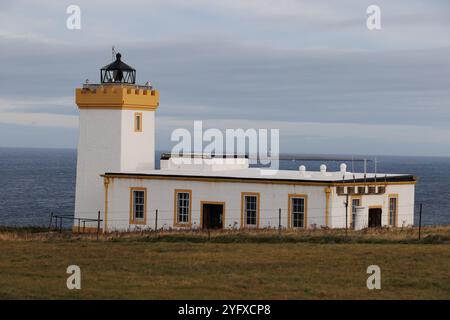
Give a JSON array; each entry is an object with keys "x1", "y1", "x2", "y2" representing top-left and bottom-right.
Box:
[
  {"x1": 48, "y1": 211, "x2": 103, "y2": 240},
  {"x1": 55, "y1": 203, "x2": 431, "y2": 240}
]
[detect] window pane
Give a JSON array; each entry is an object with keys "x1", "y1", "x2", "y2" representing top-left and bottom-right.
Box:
[
  {"x1": 389, "y1": 197, "x2": 397, "y2": 226},
  {"x1": 177, "y1": 192, "x2": 190, "y2": 224},
  {"x1": 133, "y1": 190, "x2": 145, "y2": 220},
  {"x1": 292, "y1": 198, "x2": 305, "y2": 228},
  {"x1": 135, "y1": 114, "x2": 142, "y2": 131},
  {"x1": 245, "y1": 196, "x2": 257, "y2": 226},
  {"x1": 351, "y1": 198, "x2": 360, "y2": 228}
]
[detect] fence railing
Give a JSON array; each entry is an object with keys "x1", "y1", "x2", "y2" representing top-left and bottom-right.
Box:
[
  {"x1": 48, "y1": 211, "x2": 103, "y2": 240},
  {"x1": 47, "y1": 203, "x2": 430, "y2": 240}
]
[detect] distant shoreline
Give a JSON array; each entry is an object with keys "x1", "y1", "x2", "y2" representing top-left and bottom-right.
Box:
[{"x1": 1, "y1": 146, "x2": 450, "y2": 160}]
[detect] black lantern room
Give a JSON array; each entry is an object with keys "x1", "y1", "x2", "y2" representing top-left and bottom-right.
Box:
[{"x1": 101, "y1": 53, "x2": 136, "y2": 84}]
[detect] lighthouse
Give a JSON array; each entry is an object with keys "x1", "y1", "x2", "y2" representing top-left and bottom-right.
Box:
[{"x1": 74, "y1": 53, "x2": 159, "y2": 231}]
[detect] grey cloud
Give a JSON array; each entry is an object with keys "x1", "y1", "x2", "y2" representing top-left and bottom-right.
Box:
[
  {"x1": 1, "y1": 36, "x2": 449, "y2": 127},
  {"x1": 0, "y1": 0, "x2": 449, "y2": 155}
]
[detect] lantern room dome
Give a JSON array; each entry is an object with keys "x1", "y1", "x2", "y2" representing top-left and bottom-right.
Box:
[{"x1": 101, "y1": 53, "x2": 136, "y2": 84}]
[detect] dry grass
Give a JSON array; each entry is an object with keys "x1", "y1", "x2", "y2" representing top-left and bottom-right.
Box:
[
  {"x1": 108, "y1": 225, "x2": 450, "y2": 244},
  {"x1": 0, "y1": 240, "x2": 448, "y2": 299},
  {"x1": 0, "y1": 226, "x2": 449, "y2": 299},
  {"x1": 1, "y1": 225, "x2": 449, "y2": 244}
]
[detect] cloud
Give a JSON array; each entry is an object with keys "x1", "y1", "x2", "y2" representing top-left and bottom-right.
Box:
[
  {"x1": 0, "y1": 96, "x2": 75, "y2": 114},
  {"x1": 0, "y1": 0, "x2": 449, "y2": 155},
  {"x1": 1, "y1": 37, "x2": 448, "y2": 127},
  {"x1": 0, "y1": 97, "x2": 77, "y2": 128},
  {"x1": 155, "y1": 116, "x2": 450, "y2": 157}
]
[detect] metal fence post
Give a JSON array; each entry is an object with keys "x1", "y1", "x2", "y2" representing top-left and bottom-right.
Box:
[
  {"x1": 48, "y1": 212, "x2": 53, "y2": 232},
  {"x1": 97, "y1": 210, "x2": 101, "y2": 241},
  {"x1": 155, "y1": 209, "x2": 158, "y2": 233},
  {"x1": 345, "y1": 194, "x2": 349, "y2": 237},
  {"x1": 278, "y1": 208, "x2": 281, "y2": 236}
]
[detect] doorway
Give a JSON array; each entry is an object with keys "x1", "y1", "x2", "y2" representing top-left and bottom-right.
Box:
[
  {"x1": 201, "y1": 202, "x2": 224, "y2": 230},
  {"x1": 368, "y1": 208, "x2": 382, "y2": 228}
]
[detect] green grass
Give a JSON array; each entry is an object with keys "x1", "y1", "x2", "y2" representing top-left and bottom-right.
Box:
[{"x1": 0, "y1": 239, "x2": 448, "y2": 299}]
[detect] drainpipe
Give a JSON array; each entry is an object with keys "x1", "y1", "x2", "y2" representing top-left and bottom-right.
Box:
[{"x1": 103, "y1": 176, "x2": 110, "y2": 233}]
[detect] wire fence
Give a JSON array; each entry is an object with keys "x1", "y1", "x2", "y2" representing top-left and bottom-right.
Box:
[
  {"x1": 44, "y1": 202, "x2": 446, "y2": 238},
  {"x1": 2, "y1": 202, "x2": 448, "y2": 242}
]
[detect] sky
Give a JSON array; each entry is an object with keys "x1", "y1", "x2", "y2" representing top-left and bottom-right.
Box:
[{"x1": 0, "y1": 0, "x2": 449, "y2": 156}]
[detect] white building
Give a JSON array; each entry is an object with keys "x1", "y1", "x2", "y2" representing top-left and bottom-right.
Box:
[{"x1": 74, "y1": 54, "x2": 416, "y2": 232}]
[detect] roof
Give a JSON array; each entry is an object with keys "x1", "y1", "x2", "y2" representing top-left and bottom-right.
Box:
[
  {"x1": 160, "y1": 153, "x2": 248, "y2": 160},
  {"x1": 103, "y1": 168, "x2": 416, "y2": 185},
  {"x1": 101, "y1": 53, "x2": 135, "y2": 72}
]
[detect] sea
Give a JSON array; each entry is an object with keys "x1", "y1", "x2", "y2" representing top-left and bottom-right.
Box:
[{"x1": 0, "y1": 147, "x2": 449, "y2": 227}]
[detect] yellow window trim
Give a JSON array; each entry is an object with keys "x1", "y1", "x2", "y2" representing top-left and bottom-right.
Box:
[
  {"x1": 240, "y1": 192, "x2": 260, "y2": 229},
  {"x1": 388, "y1": 194, "x2": 399, "y2": 227},
  {"x1": 288, "y1": 194, "x2": 308, "y2": 229},
  {"x1": 173, "y1": 189, "x2": 192, "y2": 227},
  {"x1": 200, "y1": 201, "x2": 226, "y2": 230},
  {"x1": 129, "y1": 187, "x2": 147, "y2": 225},
  {"x1": 134, "y1": 112, "x2": 143, "y2": 132}
]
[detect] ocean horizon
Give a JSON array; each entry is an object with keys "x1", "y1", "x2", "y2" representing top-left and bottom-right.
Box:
[{"x1": 0, "y1": 147, "x2": 449, "y2": 227}]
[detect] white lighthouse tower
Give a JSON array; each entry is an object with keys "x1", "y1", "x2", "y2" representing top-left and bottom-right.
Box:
[{"x1": 74, "y1": 53, "x2": 160, "y2": 232}]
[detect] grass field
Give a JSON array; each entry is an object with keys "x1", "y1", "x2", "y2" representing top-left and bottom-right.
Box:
[{"x1": 0, "y1": 227, "x2": 449, "y2": 299}]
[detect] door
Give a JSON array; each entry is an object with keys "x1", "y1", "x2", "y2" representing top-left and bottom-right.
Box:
[
  {"x1": 202, "y1": 203, "x2": 224, "y2": 229},
  {"x1": 368, "y1": 208, "x2": 382, "y2": 228}
]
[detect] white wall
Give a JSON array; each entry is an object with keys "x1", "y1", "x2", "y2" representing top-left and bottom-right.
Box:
[
  {"x1": 329, "y1": 184, "x2": 415, "y2": 228},
  {"x1": 74, "y1": 108, "x2": 156, "y2": 226},
  {"x1": 121, "y1": 110, "x2": 155, "y2": 171},
  {"x1": 105, "y1": 178, "x2": 327, "y2": 231},
  {"x1": 105, "y1": 178, "x2": 415, "y2": 232},
  {"x1": 75, "y1": 109, "x2": 122, "y2": 227}
]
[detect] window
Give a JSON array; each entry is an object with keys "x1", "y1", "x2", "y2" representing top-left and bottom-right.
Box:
[
  {"x1": 245, "y1": 196, "x2": 257, "y2": 226},
  {"x1": 130, "y1": 188, "x2": 146, "y2": 224},
  {"x1": 351, "y1": 197, "x2": 361, "y2": 229},
  {"x1": 241, "y1": 193, "x2": 259, "y2": 228},
  {"x1": 175, "y1": 190, "x2": 191, "y2": 225},
  {"x1": 134, "y1": 112, "x2": 142, "y2": 132},
  {"x1": 292, "y1": 197, "x2": 306, "y2": 228},
  {"x1": 289, "y1": 194, "x2": 307, "y2": 228},
  {"x1": 389, "y1": 195, "x2": 398, "y2": 226}
]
